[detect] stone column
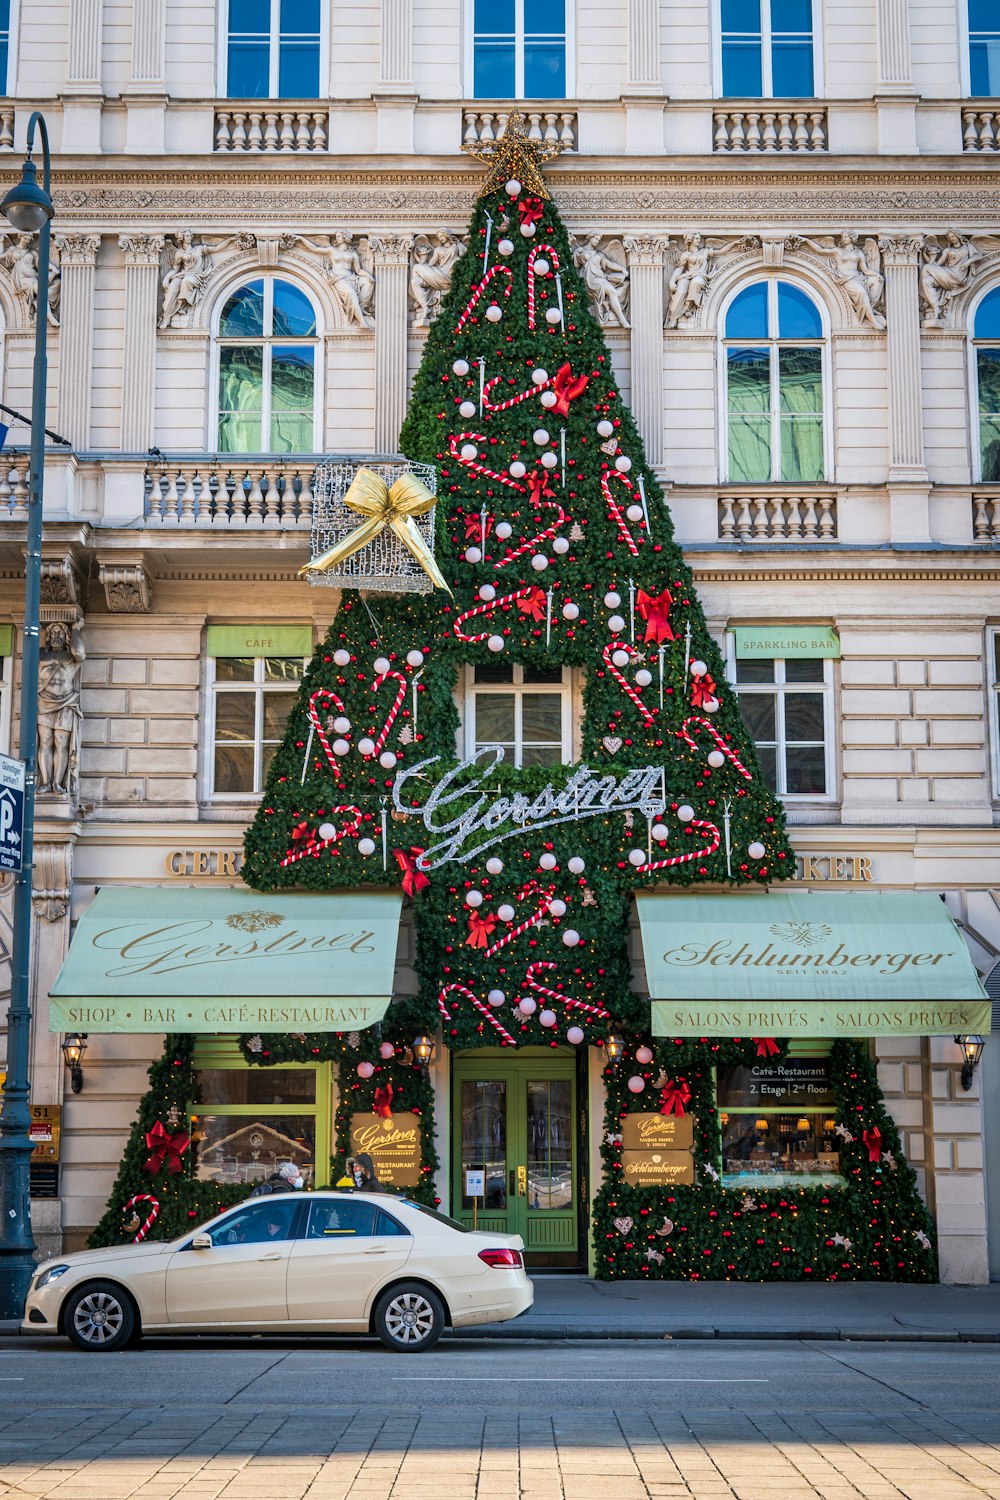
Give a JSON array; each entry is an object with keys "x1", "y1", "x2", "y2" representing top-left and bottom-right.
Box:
[
  {"x1": 623, "y1": 0, "x2": 664, "y2": 153},
  {"x1": 880, "y1": 234, "x2": 930, "y2": 541},
  {"x1": 370, "y1": 236, "x2": 413, "y2": 452},
  {"x1": 374, "y1": 0, "x2": 416, "y2": 152},
  {"x1": 125, "y1": 0, "x2": 167, "y2": 153},
  {"x1": 118, "y1": 234, "x2": 165, "y2": 452},
  {"x1": 875, "y1": 0, "x2": 917, "y2": 152},
  {"x1": 63, "y1": 0, "x2": 104, "y2": 153},
  {"x1": 55, "y1": 235, "x2": 100, "y2": 450},
  {"x1": 624, "y1": 236, "x2": 668, "y2": 469}
]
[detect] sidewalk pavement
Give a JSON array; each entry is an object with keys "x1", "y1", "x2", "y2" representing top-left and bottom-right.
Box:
[{"x1": 450, "y1": 1274, "x2": 1000, "y2": 1343}]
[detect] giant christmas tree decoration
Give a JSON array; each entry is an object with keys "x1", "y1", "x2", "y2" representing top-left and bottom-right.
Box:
[{"x1": 94, "y1": 120, "x2": 938, "y2": 1279}]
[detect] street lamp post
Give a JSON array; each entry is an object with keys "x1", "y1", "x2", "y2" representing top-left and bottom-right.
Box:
[{"x1": 0, "y1": 112, "x2": 54, "y2": 1319}]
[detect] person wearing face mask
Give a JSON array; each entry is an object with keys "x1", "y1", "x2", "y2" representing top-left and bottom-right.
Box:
[
  {"x1": 352, "y1": 1152, "x2": 388, "y2": 1193},
  {"x1": 250, "y1": 1161, "x2": 305, "y2": 1196}
]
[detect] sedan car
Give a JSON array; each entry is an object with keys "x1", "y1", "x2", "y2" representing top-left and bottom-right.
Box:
[{"x1": 23, "y1": 1192, "x2": 533, "y2": 1354}]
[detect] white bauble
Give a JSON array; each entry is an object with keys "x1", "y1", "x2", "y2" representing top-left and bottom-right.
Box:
[
  {"x1": 703, "y1": 697, "x2": 720, "y2": 714},
  {"x1": 539, "y1": 1010, "x2": 558, "y2": 1028},
  {"x1": 540, "y1": 390, "x2": 558, "y2": 408},
  {"x1": 460, "y1": 443, "x2": 478, "y2": 461},
  {"x1": 509, "y1": 460, "x2": 526, "y2": 478},
  {"x1": 532, "y1": 368, "x2": 549, "y2": 385},
  {"x1": 708, "y1": 749, "x2": 725, "y2": 768},
  {"x1": 562, "y1": 601, "x2": 580, "y2": 621},
  {"x1": 538, "y1": 852, "x2": 557, "y2": 870},
  {"x1": 333, "y1": 716, "x2": 351, "y2": 734},
  {"x1": 374, "y1": 656, "x2": 391, "y2": 676},
  {"x1": 497, "y1": 904, "x2": 516, "y2": 923},
  {"x1": 318, "y1": 823, "x2": 337, "y2": 841},
  {"x1": 540, "y1": 451, "x2": 558, "y2": 469},
  {"x1": 487, "y1": 635, "x2": 505, "y2": 653},
  {"x1": 379, "y1": 751, "x2": 397, "y2": 769},
  {"x1": 549, "y1": 898, "x2": 567, "y2": 918},
  {"x1": 604, "y1": 591, "x2": 622, "y2": 609},
  {"x1": 332, "y1": 738, "x2": 350, "y2": 757},
  {"x1": 485, "y1": 304, "x2": 503, "y2": 322},
  {"x1": 495, "y1": 521, "x2": 513, "y2": 539},
  {"x1": 636, "y1": 1046, "x2": 654, "y2": 1065},
  {"x1": 406, "y1": 649, "x2": 425, "y2": 668},
  {"x1": 545, "y1": 307, "x2": 562, "y2": 324},
  {"x1": 608, "y1": 614, "x2": 625, "y2": 634},
  {"x1": 562, "y1": 929, "x2": 581, "y2": 947},
  {"x1": 357, "y1": 737, "x2": 376, "y2": 756},
  {"x1": 459, "y1": 400, "x2": 477, "y2": 419},
  {"x1": 748, "y1": 841, "x2": 766, "y2": 860},
  {"x1": 612, "y1": 648, "x2": 630, "y2": 668},
  {"x1": 358, "y1": 1061, "x2": 375, "y2": 1079},
  {"x1": 567, "y1": 856, "x2": 585, "y2": 874},
  {"x1": 519, "y1": 996, "x2": 537, "y2": 1016},
  {"x1": 567, "y1": 1026, "x2": 585, "y2": 1045},
  {"x1": 466, "y1": 890, "x2": 483, "y2": 907},
  {"x1": 677, "y1": 804, "x2": 695, "y2": 823},
  {"x1": 552, "y1": 536, "x2": 570, "y2": 555},
  {"x1": 597, "y1": 419, "x2": 614, "y2": 438},
  {"x1": 627, "y1": 1075, "x2": 646, "y2": 1094},
  {"x1": 485, "y1": 856, "x2": 504, "y2": 875},
  {"x1": 488, "y1": 989, "x2": 506, "y2": 1007},
  {"x1": 628, "y1": 849, "x2": 646, "y2": 867},
  {"x1": 531, "y1": 554, "x2": 548, "y2": 572},
  {"x1": 626, "y1": 504, "x2": 644, "y2": 522},
  {"x1": 533, "y1": 428, "x2": 550, "y2": 445},
  {"x1": 452, "y1": 358, "x2": 470, "y2": 376},
  {"x1": 465, "y1": 546, "x2": 483, "y2": 564},
  {"x1": 635, "y1": 669, "x2": 652, "y2": 687},
  {"x1": 479, "y1": 584, "x2": 496, "y2": 601},
  {"x1": 520, "y1": 222, "x2": 536, "y2": 237},
  {"x1": 505, "y1": 178, "x2": 521, "y2": 196},
  {"x1": 615, "y1": 455, "x2": 632, "y2": 472},
  {"x1": 690, "y1": 659, "x2": 707, "y2": 678},
  {"x1": 534, "y1": 257, "x2": 550, "y2": 275},
  {"x1": 334, "y1": 648, "x2": 351, "y2": 666},
  {"x1": 652, "y1": 823, "x2": 669, "y2": 842},
  {"x1": 358, "y1": 838, "x2": 376, "y2": 856},
  {"x1": 497, "y1": 238, "x2": 514, "y2": 256}
]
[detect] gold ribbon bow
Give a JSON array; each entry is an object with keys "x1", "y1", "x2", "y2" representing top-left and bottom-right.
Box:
[{"x1": 299, "y1": 467, "x2": 452, "y2": 593}]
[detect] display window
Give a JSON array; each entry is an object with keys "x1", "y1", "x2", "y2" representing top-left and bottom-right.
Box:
[{"x1": 716, "y1": 1048, "x2": 841, "y2": 1188}]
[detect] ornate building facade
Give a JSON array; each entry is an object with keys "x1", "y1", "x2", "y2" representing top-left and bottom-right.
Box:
[{"x1": 0, "y1": 0, "x2": 998, "y2": 1281}]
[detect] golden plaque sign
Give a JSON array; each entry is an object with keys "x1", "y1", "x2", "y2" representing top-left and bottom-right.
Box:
[
  {"x1": 621, "y1": 1150, "x2": 695, "y2": 1187},
  {"x1": 29, "y1": 1105, "x2": 61, "y2": 1162},
  {"x1": 349, "y1": 1112, "x2": 422, "y2": 1188},
  {"x1": 621, "y1": 1113, "x2": 694, "y2": 1152}
]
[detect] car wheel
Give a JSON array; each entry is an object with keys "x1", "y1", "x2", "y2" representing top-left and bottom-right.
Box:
[
  {"x1": 374, "y1": 1282, "x2": 445, "y2": 1353},
  {"x1": 64, "y1": 1281, "x2": 136, "y2": 1353}
]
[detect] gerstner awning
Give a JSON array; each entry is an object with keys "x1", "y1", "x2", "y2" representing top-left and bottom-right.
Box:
[
  {"x1": 638, "y1": 891, "x2": 990, "y2": 1037},
  {"x1": 49, "y1": 887, "x2": 403, "y2": 1033}
]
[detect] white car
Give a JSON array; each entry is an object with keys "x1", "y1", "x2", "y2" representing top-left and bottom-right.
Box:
[{"x1": 23, "y1": 1192, "x2": 533, "y2": 1354}]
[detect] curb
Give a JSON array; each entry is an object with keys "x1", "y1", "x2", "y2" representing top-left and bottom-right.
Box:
[{"x1": 450, "y1": 1324, "x2": 1000, "y2": 1343}]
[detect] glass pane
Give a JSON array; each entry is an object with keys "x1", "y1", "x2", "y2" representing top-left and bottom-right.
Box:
[
  {"x1": 219, "y1": 346, "x2": 264, "y2": 453},
  {"x1": 720, "y1": 1111, "x2": 840, "y2": 1188},
  {"x1": 978, "y1": 348, "x2": 1000, "y2": 412},
  {"x1": 281, "y1": 0, "x2": 320, "y2": 31},
  {"x1": 270, "y1": 411, "x2": 313, "y2": 453},
  {"x1": 475, "y1": 0, "x2": 514, "y2": 30},
  {"x1": 461, "y1": 1079, "x2": 506, "y2": 1210},
  {"x1": 722, "y1": 0, "x2": 760, "y2": 32},
  {"x1": 0, "y1": 0, "x2": 11, "y2": 29},
  {"x1": 778, "y1": 283, "x2": 822, "y2": 339},
  {"x1": 271, "y1": 344, "x2": 314, "y2": 400},
  {"x1": 215, "y1": 692, "x2": 256, "y2": 741},
  {"x1": 784, "y1": 691, "x2": 826, "y2": 741},
  {"x1": 757, "y1": 744, "x2": 777, "y2": 790},
  {"x1": 220, "y1": 281, "x2": 265, "y2": 338},
  {"x1": 263, "y1": 690, "x2": 296, "y2": 738},
  {"x1": 474, "y1": 42, "x2": 516, "y2": 98},
  {"x1": 976, "y1": 291, "x2": 1000, "y2": 340},
  {"x1": 306, "y1": 1201, "x2": 378, "y2": 1238},
  {"x1": 474, "y1": 663, "x2": 515, "y2": 684},
  {"x1": 521, "y1": 743, "x2": 563, "y2": 767},
  {"x1": 228, "y1": 40, "x2": 269, "y2": 99},
  {"x1": 727, "y1": 286, "x2": 769, "y2": 339},
  {"x1": 261, "y1": 743, "x2": 279, "y2": 782},
  {"x1": 738, "y1": 692, "x2": 776, "y2": 740},
  {"x1": 521, "y1": 692, "x2": 562, "y2": 746},
  {"x1": 214, "y1": 744, "x2": 255, "y2": 794},
  {"x1": 722, "y1": 41, "x2": 763, "y2": 97},
  {"x1": 230, "y1": 0, "x2": 270, "y2": 29},
  {"x1": 215, "y1": 657, "x2": 256, "y2": 682},
  {"x1": 522, "y1": 666, "x2": 563, "y2": 683},
  {"x1": 728, "y1": 348, "x2": 770, "y2": 410},
  {"x1": 980, "y1": 416, "x2": 1000, "y2": 482},
  {"x1": 375, "y1": 1209, "x2": 410, "y2": 1237},
  {"x1": 475, "y1": 692, "x2": 516, "y2": 743},
  {"x1": 970, "y1": 38, "x2": 1000, "y2": 96},
  {"x1": 785, "y1": 743, "x2": 827, "y2": 795},
  {"x1": 209, "y1": 1200, "x2": 299, "y2": 1245},
  {"x1": 780, "y1": 416, "x2": 824, "y2": 483},
  {"x1": 524, "y1": 42, "x2": 566, "y2": 97},
  {"x1": 272, "y1": 281, "x2": 317, "y2": 338},
  {"x1": 263, "y1": 657, "x2": 304, "y2": 682},
  {"x1": 197, "y1": 1069, "x2": 317, "y2": 1105},
  {"x1": 736, "y1": 657, "x2": 776, "y2": 683},
  {"x1": 526, "y1": 1080, "x2": 572, "y2": 1210},
  {"x1": 192, "y1": 1113, "x2": 315, "y2": 1186},
  {"x1": 771, "y1": 0, "x2": 812, "y2": 30},
  {"x1": 0, "y1": 39, "x2": 8, "y2": 92},
  {"x1": 526, "y1": 0, "x2": 565, "y2": 31},
  {"x1": 784, "y1": 658, "x2": 825, "y2": 682},
  {"x1": 970, "y1": 0, "x2": 996, "y2": 26},
  {"x1": 779, "y1": 347, "x2": 822, "y2": 411},
  {"x1": 772, "y1": 40, "x2": 814, "y2": 96},
  {"x1": 729, "y1": 416, "x2": 773, "y2": 483}
]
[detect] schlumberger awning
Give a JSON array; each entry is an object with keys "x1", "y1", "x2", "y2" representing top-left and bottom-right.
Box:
[
  {"x1": 49, "y1": 888, "x2": 403, "y2": 1033},
  {"x1": 638, "y1": 891, "x2": 990, "y2": 1037}
]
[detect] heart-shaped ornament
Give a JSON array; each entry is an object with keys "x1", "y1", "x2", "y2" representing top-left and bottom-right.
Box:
[
  {"x1": 308, "y1": 689, "x2": 349, "y2": 777},
  {"x1": 613, "y1": 1216, "x2": 634, "y2": 1235},
  {"x1": 602, "y1": 735, "x2": 622, "y2": 753}
]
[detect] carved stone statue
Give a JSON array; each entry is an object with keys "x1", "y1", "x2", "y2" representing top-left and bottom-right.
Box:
[
  {"x1": 297, "y1": 232, "x2": 375, "y2": 330},
  {"x1": 920, "y1": 230, "x2": 982, "y2": 326},
  {"x1": 573, "y1": 235, "x2": 630, "y2": 328},
  {"x1": 1, "y1": 234, "x2": 59, "y2": 325},
  {"x1": 409, "y1": 232, "x2": 465, "y2": 327},
  {"x1": 37, "y1": 620, "x2": 84, "y2": 799},
  {"x1": 665, "y1": 233, "x2": 718, "y2": 329},
  {"x1": 802, "y1": 232, "x2": 885, "y2": 330},
  {"x1": 160, "y1": 231, "x2": 212, "y2": 328}
]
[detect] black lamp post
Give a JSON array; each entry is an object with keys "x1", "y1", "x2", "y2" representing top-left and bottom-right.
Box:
[{"x1": 0, "y1": 112, "x2": 54, "y2": 1319}]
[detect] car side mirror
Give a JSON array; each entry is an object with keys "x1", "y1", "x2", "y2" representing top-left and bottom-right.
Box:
[{"x1": 191, "y1": 1232, "x2": 213, "y2": 1249}]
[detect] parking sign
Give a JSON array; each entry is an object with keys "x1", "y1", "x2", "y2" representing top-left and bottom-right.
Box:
[{"x1": 0, "y1": 754, "x2": 25, "y2": 873}]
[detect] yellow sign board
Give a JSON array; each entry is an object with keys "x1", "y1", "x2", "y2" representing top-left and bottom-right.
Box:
[
  {"x1": 621, "y1": 1114, "x2": 694, "y2": 1152},
  {"x1": 29, "y1": 1105, "x2": 61, "y2": 1162},
  {"x1": 350, "y1": 1112, "x2": 422, "y2": 1188},
  {"x1": 621, "y1": 1151, "x2": 695, "y2": 1187}
]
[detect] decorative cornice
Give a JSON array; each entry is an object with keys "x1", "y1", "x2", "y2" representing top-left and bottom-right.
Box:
[{"x1": 97, "y1": 558, "x2": 153, "y2": 612}]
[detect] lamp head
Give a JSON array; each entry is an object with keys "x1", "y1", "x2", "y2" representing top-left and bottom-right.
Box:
[
  {"x1": 604, "y1": 1033, "x2": 625, "y2": 1064},
  {"x1": 412, "y1": 1034, "x2": 435, "y2": 1068},
  {"x1": 1, "y1": 158, "x2": 53, "y2": 234},
  {"x1": 60, "y1": 1032, "x2": 87, "y2": 1093},
  {"x1": 956, "y1": 1034, "x2": 986, "y2": 1091}
]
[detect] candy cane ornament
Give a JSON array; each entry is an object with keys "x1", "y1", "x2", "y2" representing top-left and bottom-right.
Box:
[
  {"x1": 678, "y1": 716, "x2": 753, "y2": 781},
  {"x1": 454, "y1": 586, "x2": 545, "y2": 642},
  {"x1": 636, "y1": 818, "x2": 722, "y2": 874},
  {"x1": 602, "y1": 642, "x2": 657, "y2": 726},
  {"x1": 279, "y1": 806, "x2": 362, "y2": 867},
  {"x1": 602, "y1": 469, "x2": 643, "y2": 556},
  {"x1": 495, "y1": 498, "x2": 567, "y2": 571},
  {"x1": 523, "y1": 961, "x2": 610, "y2": 1018},
  {"x1": 482, "y1": 373, "x2": 551, "y2": 414},
  {"x1": 449, "y1": 432, "x2": 526, "y2": 493},
  {"x1": 307, "y1": 689, "x2": 349, "y2": 778},
  {"x1": 438, "y1": 982, "x2": 517, "y2": 1047},
  {"x1": 526, "y1": 243, "x2": 560, "y2": 330},
  {"x1": 485, "y1": 881, "x2": 557, "y2": 957},
  {"x1": 455, "y1": 264, "x2": 513, "y2": 333},
  {"x1": 123, "y1": 1193, "x2": 160, "y2": 1243},
  {"x1": 368, "y1": 671, "x2": 408, "y2": 758}
]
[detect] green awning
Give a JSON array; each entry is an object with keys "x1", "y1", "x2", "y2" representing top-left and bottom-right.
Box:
[
  {"x1": 49, "y1": 887, "x2": 402, "y2": 1033},
  {"x1": 638, "y1": 891, "x2": 990, "y2": 1037}
]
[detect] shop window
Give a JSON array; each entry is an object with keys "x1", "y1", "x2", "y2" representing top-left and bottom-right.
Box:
[
  {"x1": 726, "y1": 644, "x2": 834, "y2": 799},
  {"x1": 721, "y1": 0, "x2": 815, "y2": 98},
  {"x1": 226, "y1": 0, "x2": 321, "y2": 98},
  {"x1": 464, "y1": 663, "x2": 571, "y2": 767},
  {"x1": 717, "y1": 1051, "x2": 841, "y2": 1188},
  {"x1": 216, "y1": 277, "x2": 318, "y2": 454},
  {"x1": 190, "y1": 1041, "x2": 330, "y2": 1189},
  {"x1": 975, "y1": 287, "x2": 1000, "y2": 481},
  {"x1": 724, "y1": 280, "x2": 826, "y2": 485},
  {"x1": 969, "y1": 0, "x2": 1000, "y2": 96},
  {"x1": 471, "y1": 0, "x2": 567, "y2": 99},
  {"x1": 208, "y1": 653, "x2": 304, "y2": 798}
]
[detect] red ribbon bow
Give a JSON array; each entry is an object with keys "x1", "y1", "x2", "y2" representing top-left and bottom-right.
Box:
[
  {"x1": 291, "y1": 820, "x2": 309, "y2": 841},
  {"x1": 549, "y1": 363, "x2": 590, "y2": 417},
  {"x1": 394, "y1": 846, "x2": 430, "y2": 897},
  {"x1": 466, "y1": 910, "x2": 498, "y2": 949},
  {"x1": 862, "y1": 1127, "x2": 883, "y2": 1163},
  {"x1": 517, "y1": 196, "x2": 545, "y2": 227},
  {"x1": 527, "y1": 469, "x2": 556, "y2": 504},
  {"x1": 636, "y1": 587, "x2": 676, "y2": 644},
  {"x1": 753, "y1": 1037, "x2": 780, "y2": 1058},
  {"x1": 658, "y1": 1078, "x2": 692, "y2": 1117},
  {"x1": 144, "y1": 1119, "x2": 190, "y2": 1176},
  {"x1": 374, "y1": 1084, "x2": 394, "y2": 1120},
  {"x1": 465, "y1": 513, "x2": 493, "y2": 541},
  {"x1": 517, "y1": 586, "x2": 548, "y2": 622},
  {"x1": 690, "y1": 671, "x2": 718, "y2": 708}
]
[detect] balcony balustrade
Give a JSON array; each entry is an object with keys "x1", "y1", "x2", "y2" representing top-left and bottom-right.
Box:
[
  {"x1": 713, "y1": 105, "x2": 828, "y2": 152},
  {"x1": 718, "y1": 488, "x2": 838, "y2": 542},
  {"x1": 214, "y1": 106, "x2": 329, "y2": 152}
]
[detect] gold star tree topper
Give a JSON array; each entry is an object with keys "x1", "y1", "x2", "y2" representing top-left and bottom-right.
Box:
[{"x1": 462, "y1": 109, "x2": 568, "y2": 200}]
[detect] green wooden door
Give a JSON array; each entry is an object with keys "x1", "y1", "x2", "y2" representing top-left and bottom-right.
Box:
[{"x1": 452, "y1": 1050, "x2": 580, "y2": 1267}]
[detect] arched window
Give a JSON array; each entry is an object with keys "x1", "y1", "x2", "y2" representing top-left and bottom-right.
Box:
[
  {"x1": 975, "y1": 287, "x2": 1000, "y2": 482},
  {"x1": 724, "y1": 279, "x2": 825, "y2": 485},
  {"x1": 216, "y1": 277, "x2": 318, "y2": 454}
]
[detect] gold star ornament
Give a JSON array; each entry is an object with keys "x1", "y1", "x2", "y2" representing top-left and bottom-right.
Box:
[{"x1": 462, "y1": 108, "x2": 568, "y2": 200}]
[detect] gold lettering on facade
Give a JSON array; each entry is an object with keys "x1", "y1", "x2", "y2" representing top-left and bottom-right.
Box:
[
  {"x1": 163, "y1": 849, "x2": 245, "y2": 877},
  {"x1": 795, "y1": 853, "x2": 873, "y2": 882}
]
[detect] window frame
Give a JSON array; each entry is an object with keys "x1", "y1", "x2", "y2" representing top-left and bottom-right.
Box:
[
  {"x1": 462, "y1": 662, "x2": 573, "y2": 767},
  {"x1": 963, "y1": 0, "x2": 1000, "y2": 98},
  {"x1": 0, "y1": 0, "x2": 17, "y2": 97},
  {"x1": 988, "y1": 628, "x2": 1000, "y2": 799},
  {"x1": 719, "y1": 277, "x2": 832, "y2": 486},
  {"x1": 725, "y1": 636, "x2": 836, "y2": 803},
  {"x1": 211, "y1": 275, "x2": 322, "y2": 456},
  {"x1": 205, "y1": 650, "x2": 307, "y2": 801},
  {"x1": 713, "y1": 0, "x2": 822, "y2": 99},
  {"x1": 466, "y1": 0, "x2": 573, "y2": 101},
  {"x1": 219, "y1": 0, "x2": 327, "y2": 100},
  {"x1": 0, "y1": 648, "x2": 13, "y2": 755},
  {"x1": 970, "y1": 285, "x2": 1000, "y2": 484}
]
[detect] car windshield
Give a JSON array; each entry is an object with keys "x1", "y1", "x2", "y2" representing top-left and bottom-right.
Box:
[{"x1": 400, "y1": 1199, "x2": 470, "y2": 1233}]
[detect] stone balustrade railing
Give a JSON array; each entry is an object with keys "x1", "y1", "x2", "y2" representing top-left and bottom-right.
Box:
[
  {"x1": 962, "y1": 109, "x2": 1000, "y2": 152},
  {"x1": 462, "y1": 108, "x2": 577, "y2": 151},
  {"x1": 972, "y1": 491, "x2": 1000, "y2": 541},
  {"x1": 214, "y1": 107, "x2": 329, "y2": 152},
  {"x1": 0, "y1": 452, "x2": 31, "y2": 518},
  {"x1": 0, "y1": 110, "x2": 15, "y2": 151},
  {"x1": 145, "y1": 457, "x2": 318, "y2": 527},
  {"x1": 713, "y1": 106, "x2": 828, "y2": 152},
  {"x1": 718, "y1": 489, "x2": 838, "y2": 542}
]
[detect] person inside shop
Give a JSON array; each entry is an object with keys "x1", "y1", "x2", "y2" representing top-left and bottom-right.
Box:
[
  {"x1": 249, "y1": 1161, "x2": 305, "y2": 1197},
  {"x1": 352, "y1": 1152, "x2": 388, "y2": 1192}
]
